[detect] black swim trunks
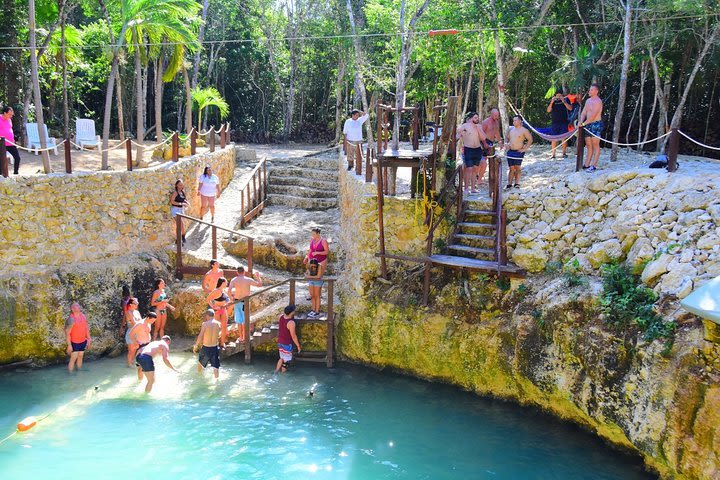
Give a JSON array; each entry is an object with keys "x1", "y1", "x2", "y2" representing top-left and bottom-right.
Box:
[
  {"x1": 198, "y1": 345, "x2": 221, "y2": 369},
  {"x1": 507, "y1": 150, "x2": 525, "y2": 167},
  {"x1": 551, "y1": 123, "x2": 568, "y2": 136},
  {"x1": 71, "y1": 340, "x2": 87, "y2": 352},
  {"x1": 463, "y1": 146, "x2": 484, "y2": 168},
  {"x1": 135, "y1": 353, "x2": 155, "y2": 372}
]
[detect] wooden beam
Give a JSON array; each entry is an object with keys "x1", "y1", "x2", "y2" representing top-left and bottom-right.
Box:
[
  {"x1": 326, "y1": 280, "x2": 334, "y2": 368},
  {"x1": 376, "y1": 153, "x2": 388, "y2": 279}
]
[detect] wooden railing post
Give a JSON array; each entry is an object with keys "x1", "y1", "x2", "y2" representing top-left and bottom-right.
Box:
[
  {"x1": 64, "y1": 137, "x2": 72, "y2": 173},
  {"x1": 289, "y1": 278, "x2": 296, "y2": 306},
  {"x1": 175, "y1": 215, "x2": 183, "y2": 279},
  {"x1": 376, "y1": 153, "x2": 388, "y2": 279},
  {"x1": 209, "y1": 126, "x2": 215, "y2": 152},
  {"x1": 1, "y1": 138, "x2": 8, "y2": 177},
  {"x1": 326, "y1": 280, "x2": 334, "y2": 368},
  {"x1": 190, "y1": 129, "x2": 197, "y2": 155},
  {"x1": 263, "y1": 160, "x2": 268, "y2": 201},
  {"x1": 575, "y1": 125, "x2": 585, "y2": 172},
  {"x1": 246, "y1": 186, "x2": 251, "y2": 216},
  {"x1": 240, "y1": 190, "x2": 246, "y2": 227},
  {"x1": 171, "y1": 131, "x2": 179, "y2": 162},
  {"x1": 253, "y1": 170, "x2": 258, "y2": 207},
  {"x1": 125, "y1": 138, "x2": 133, "y2": 171},
  {"x1": 247, "y1": 239, "x2": 253, "y2": 273},
  {"x1": 668, "y1": 128, "x2": 679, "y2": 172},
  {"x1": 243, "y1": 299, "x2": 251, "y2": 364},
  {"x1": 499, "y1": 209, "x2": 508, "y2": 265},
  {"x1": 365, "y1": 145, "x2": 372, "y2": 182},
  {"x1": 220, "y1": 124, "x2": 227, "y2": 149},
  {"x1": 376, "y1": 103, "x2": 383, "y2": 158},
  {"x1": 211, "y1": 225, "x2": 217, "y2": 259}
]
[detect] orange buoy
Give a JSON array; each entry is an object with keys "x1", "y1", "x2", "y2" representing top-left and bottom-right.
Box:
[
  {"x1": 17, "y1": 416, "x2": 37, "y2": 432},
  {"x1": 429, "y1": 29, "x2": 458, "y2": 37}
]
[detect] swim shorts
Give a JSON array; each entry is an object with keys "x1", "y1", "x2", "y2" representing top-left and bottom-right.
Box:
[
  {"x1": 135, "y1": 353, "x2": 155, "y2": 372},
  {"x1": 170, "y1": 206, "x2": 184, "y2": 218},
  {"x1": 507, "y1": 150, "x2": 525, "y2": 167},
  {"x1": 551, "y1": 123, "x2": 568, "y2": 136},
  {"x1": 463, "y1": 146, "x2": 484, "y2": 168},
  {"x1": 199, "y1": 345, "x2": 221, "y2": 369},
  {"x1": 234, "y1": 301, "x2": 244, "y2": 325},
  {"x1": 584, "y1": 121, "x2": 604, "y2": 137},
  {"x1": 308, "y1": 280, "x2": 324, "y2": 287},
  {"x1": 125, "y1": 327, "x2": 133, "y2": 345},
  {"x1": 278, "y1": 343, "x2": 293, "y2": 362},
  {"x1": 71, "y1": 340, "x2": 87, "y2": 352}
]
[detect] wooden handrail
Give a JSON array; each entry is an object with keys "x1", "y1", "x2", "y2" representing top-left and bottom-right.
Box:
[
  {"x1": 425, "y1": 165, "x2": 462, "y2": 241},
  {"x1": 176, "y1": 213, "x2": 253, "y2": 240},
  {"x1": 238, "y1": 156, "x2": 268, "y2": 226}
]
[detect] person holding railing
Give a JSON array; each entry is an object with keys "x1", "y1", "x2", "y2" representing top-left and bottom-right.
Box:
[
  {"x1": 198, "y1": 164, "x2": 220, "y2": 222},
  {"x1": 228, "y1": 267, "x2": 263, "y2": 342},
  {"x1": 170, "y1": 179, "x2": 189, "y2": 245},
  {"x1": 206, "y1": 277, "x2": 231, "y2": 348}
]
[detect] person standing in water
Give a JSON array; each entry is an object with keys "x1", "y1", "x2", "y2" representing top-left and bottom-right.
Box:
[
  {"x1": 65, "y1": 302, "x2": 91, "y2": 372},
  {"x1": 150, "y1": 279, "x2": 175, "y2": 340},
  {"x1": 276, "y1": 304, "x2": 301, "y2": 373},
  {"x1": 197, "y1": 165, "x2": 220, "y2": 222},
  {"x1": 129, "y1": 311, "x2": 157, "y2": 380},
  {"x1": 579, "y1": 84, "x2": 604, "y2": 171},
  {"x1": 194, "y1": 309, "x2": 222, "y2": 379},
  {"x1": 170, "y1": 179, "x2": 189, "y2": 244},
  {"x1": 203, "y1": 259, "x2": 224, "y2": 295},
  {"x1": 206, "y1": 277, "x2": 231, "y2": 347},
  {"x1": 123, "y1": 297, "x2": 143, "y2": 367},
  {"x1": 135, "y1": 336, "x2": 178, "y2": 393},
  {"x1": 227, "y1": 266, "x2": 262, "y2": 342}
]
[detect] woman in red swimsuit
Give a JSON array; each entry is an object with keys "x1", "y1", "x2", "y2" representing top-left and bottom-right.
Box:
[
  {"x1": 206, "y1": 277, "x2": 230, "y2": 347},
  {"x1": 303, "y1": 228, "x2": 329, "y2": 318}
]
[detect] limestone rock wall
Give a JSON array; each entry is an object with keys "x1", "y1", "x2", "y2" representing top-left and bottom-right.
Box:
[
  {"x1": 505, "y1": 170, "x2": 719, "y2": 298},
  {"x1": 0, "y1": 147, "x2": 244, "y2": 273}
]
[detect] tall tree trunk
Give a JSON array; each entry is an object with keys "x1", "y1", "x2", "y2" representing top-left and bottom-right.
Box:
[
  {"x1": 101, "y1": 56, "x2": 119, "y2": 169},
  {"x1": 649, "y1": 50, "x2": 670, "y2": 152},
  {"x1": 345, "y1": 0, "x2": 373, "y2": 145},
  {"x1": 334, "y1": 54, "x2": 347, "y2": 144},
  {"x1": 115, "y1": 69, "x2": 126, "y2": 141},
  {"x1": 610, "y1": 0, "x2": 632, "y2": 161},
  {"x1": 491, "y1": 28, "x2": 509, "y2": 135},
  {"x1": 183, "y1": 64, "x2": 193, "y2": 133},
  {"x1": 61, "y1": 15, "x2": 70, "y2": 139},
  {"x1": 191, "y1": 0, "x2": 210, "y2": 89},
  {"x1": 29, "y1": 0, "x2": 51, "y2": 172},
  {"x1": 133, "y1": 30, "x2": 144, "y2": 158},
  {"x1": 462, "y1": 57, "x2": 475, "y2": 119},
  {"x1": 155, "y1": 58, "x2": 164, "y2": 140}
]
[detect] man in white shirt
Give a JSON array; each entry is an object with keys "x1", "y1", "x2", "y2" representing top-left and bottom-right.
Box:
[{"x1": 342, "y1": 109, "x2": 369, "y2": 171}]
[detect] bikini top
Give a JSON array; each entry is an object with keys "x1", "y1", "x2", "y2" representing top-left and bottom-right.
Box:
[
  {"x1": 174, "y1": 190, "x2": 186, "y2": 205},
  {"x1": 215, "y1": 292, "x2": 229, "y2": 303},
  {"x1": 156, "y1": 291, "x2": 167, "y2": 302}
]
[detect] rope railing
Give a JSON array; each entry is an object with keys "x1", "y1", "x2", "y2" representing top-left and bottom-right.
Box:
[
  {"x1": 582, "y1": 129, "x2": 672, "y2": 147},
  {"x1": 6, "y1": 138, "x2": 67, "y2": 153},
  {"x1": 678, "y1": 130, "x2": 720, "y2": 151}
]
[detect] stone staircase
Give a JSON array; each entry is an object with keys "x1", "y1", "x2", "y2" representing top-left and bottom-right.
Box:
[{"x1": 267, "y1": 154, "x2": 339, "y2": 210}]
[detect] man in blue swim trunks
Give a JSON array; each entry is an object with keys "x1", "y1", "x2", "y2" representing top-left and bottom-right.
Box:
[
  {"x1": 194, "y1": 309, "x2": 222, "y2": 379},
  {"x1": 228, "y1": 266, "x2": 262, "y2": 342},
  {"x1": 135, "y1": 336, "x2": 178, "y2": 393},
  {"x1": 579, "y1": 84, "x2": 604, "y2": 171},
  {"x1": 456, "y1": 112, "x2": 488, "y2": 194},
  {"x1": 505, "y1": 115, "x2": 533, "y2": 189}
]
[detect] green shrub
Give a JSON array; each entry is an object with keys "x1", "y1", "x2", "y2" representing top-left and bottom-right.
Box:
[
  {"x1": 562, "y1": 259, "x2": 588, "y2": 288},
  {"x1": 600, "y1": 263, "x2": 675, "y2": 345}
]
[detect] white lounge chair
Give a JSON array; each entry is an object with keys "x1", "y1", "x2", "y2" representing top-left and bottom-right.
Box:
[
  {"x1": 75, "y1": 118, "x2": 101, "y2": 150},
  {"x1": 25, "y1": 123, "x2": 58, "y2": 155}
]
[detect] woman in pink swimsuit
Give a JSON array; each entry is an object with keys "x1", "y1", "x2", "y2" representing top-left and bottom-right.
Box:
[
  {"x1": 206, "y1": 277, "x2": 230, "y2": 347},
  {"x1": 303, "y1": 228, "x2": 329, "y2": 318}
]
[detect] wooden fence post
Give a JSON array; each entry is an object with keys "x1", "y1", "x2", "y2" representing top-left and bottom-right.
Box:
[
  {"x1": 326, "y1": 280, "x2": 334, "y2": 368},
  {"x1": 243, "y1": 299, "x2": 252, "y2": 364},
  {"x1": 376, "y1": 154, "x2": 388, "y2": 279},
  {"x1": 365, "y1": 144, "x2": 372, "y2": 182},
  {"x1": 64, "y1": 138, "x2": 72, "y2": 173},
  {"x1": 209, "y1": 126, "x2": 215, "y2": 152},
  {"x1": 171, "y1": 132, "x2": 179, "y2": 162},
  {"x1": 190, "y1": 129, "x2": 197, "y2": 155},
  {"x1": 220, "y1": 124, "x2": 226, "y2": 149},
  {"x1": 289, "y1": 279, "x2": 296, "y2": 306},
  {"x1": 667, "y1": 128, "x2": 679, "y2": 172},
  {"x1": 355, "y1": 143, "x2": 362, "y2": 176},
  {"x1": 125, "y1": 138, "x2": 133, "y2": 171},
  {"x1": 575, "y1": 126, "x2": 585, "y2": 172},
  {"x1": 247, "y1": 238, "x2": 253, "y2": 272},
  {"x1": 1, "y1": 138, "x2": 8, "y2": 177},
  {"x1": 211, "y1": 225, "x2": 217, "y2": 259}
]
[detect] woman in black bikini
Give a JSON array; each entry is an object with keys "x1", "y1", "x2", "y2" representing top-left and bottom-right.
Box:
[
  {"x1": 170, "y1": 179, "x2": 190, "y2": 244},
  {"x1": 206, "y1": 277, "x2": 230, "y2": 347}
]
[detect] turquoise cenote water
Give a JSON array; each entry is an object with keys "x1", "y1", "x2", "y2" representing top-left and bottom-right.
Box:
[{"x1": 0, "y1": 354, "x2": 654, "y2": 480}]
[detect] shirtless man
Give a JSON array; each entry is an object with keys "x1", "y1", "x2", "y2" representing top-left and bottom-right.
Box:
[
  {"x1": 202, "y1": 259, "x2": 224, "y2": 295},
  {"x1": 228, "y1": 266, "x2": 262, "y2": 342},
  {"x1": 579, "y1": 84, "x2": 604, "y2": 171},
  {"x1": 456, "y1": 112, "x2": 488, "y2": 194},
  {"x1": 135, "y1": 336, "x2": 178, "y2": 393},
  {"x1": 129, "y1": 312, "x2": 157, "y2": 380},
  {"x1": 194, "y1": 309, "x2": 222, "y2": 379},
  {"x1": 505, "y1": 115, "x2": 533, "y2": 189}
]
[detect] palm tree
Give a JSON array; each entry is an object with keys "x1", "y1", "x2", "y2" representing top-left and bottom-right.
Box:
[{"x1": 191, "y1": 86, "x2": 229, "y2": 132}]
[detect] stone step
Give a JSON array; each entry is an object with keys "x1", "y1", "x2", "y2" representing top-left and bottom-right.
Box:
[
  {"x1": 458, "y1": 221, "x2": 496, "y2": 233},
  {"x1": 464, "y1": 200, "x2": 494, "y2": 211},
  {"x1": 268, "y1": 193, "x2": 338, "y2": 210},
  {"x1": 270, "y1": 166, "x2": 338, "y2": 182},
  {"x1": 447, "y1": 244, "x2": 496, "y2": 257},
  {"x1": 268, "y1": 175, "x2": 338, "y2": 191},
  {"x1": 268, "y1": 184, "x2": 338, "y2": 199},
  {"x1": 298, "y1": 157, "x2": 339, "y2": 171},
  {"x1": 464, "y1": 209, "x2": 497, "y2": 217},
  {"x1": 453, "y1": 233, "x2": 496, "y2": 246}
]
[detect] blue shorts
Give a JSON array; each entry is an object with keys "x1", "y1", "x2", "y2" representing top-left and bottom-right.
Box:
[
  {"x1": 507, "y1": 150, "x2": 525, "y2": 167},
  {"x1": 308, "y1": 280, "x2": 324, "y2": 287},
  {"x1": 463, "y1": 146, "x2": 484, "y2": 167},
  {"x1": 278, "y1": 343, "x2": 293, "y2": 362},
  {"x1": 170, "y1": 206, "x2": 184, "y2": 218},
  {"x1": 71, "y1": 340, "x2": 87, "y2": 352},
  {"x1": 199, "y1": 345, "x2": 220, "y2": 369},
  {"x1": 584, "y1": 121, "x2": 604, "y2": 137},
  {"x1": 234, "y1": 301, "x2": 244, "y2": 325},
  {"x1": 135, "y1": 353, "x2": 155, "y2": 372}
]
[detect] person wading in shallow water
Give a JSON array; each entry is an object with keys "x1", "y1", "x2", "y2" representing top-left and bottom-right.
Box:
[
  {"x1": 276, "y1": 305, "x2": 301, "y2": 373},
  {"x1": 135, "y1": 336, "x2": 178, "y2": 393},
  {"x1": 206, "y1": 277, "x2": 231, "y2": 348},
  {"x1": 194, "y1": 309, "x2": 222, "y2": 379},
  {"x1": 65, "y1": 302, "x2": 91, "y2": 372}
]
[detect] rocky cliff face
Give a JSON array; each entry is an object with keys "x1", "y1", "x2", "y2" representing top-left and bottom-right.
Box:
[{"x1": 337, "y1": 275, "x2": 719, "y2": 479}]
